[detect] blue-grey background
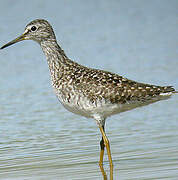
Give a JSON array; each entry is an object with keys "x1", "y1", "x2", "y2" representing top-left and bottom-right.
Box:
[{"x1": 0, "y1": 0, "x2": 178, "y2": 179}]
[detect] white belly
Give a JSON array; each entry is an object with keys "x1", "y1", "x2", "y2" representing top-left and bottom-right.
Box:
[
  {"x1": 55, "y1": 86, "x2": 172, "y2": 120},
  {"x1": 56, "y1": 91, "x2": 119, "y2": 119}
]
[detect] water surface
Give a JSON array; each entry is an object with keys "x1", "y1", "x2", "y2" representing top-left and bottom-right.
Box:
[{"x1": 0, "y1": 0, "x2": 178, "y2": 179}]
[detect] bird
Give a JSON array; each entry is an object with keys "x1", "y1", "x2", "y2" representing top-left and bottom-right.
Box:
[{"x1": 0, "y1": 19, "x2": 177, "y2": 180}]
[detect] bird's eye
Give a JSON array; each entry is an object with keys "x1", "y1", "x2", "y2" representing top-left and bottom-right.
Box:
[{"x1": 31, "y1": 26, "x2": 37, "y2": 31}]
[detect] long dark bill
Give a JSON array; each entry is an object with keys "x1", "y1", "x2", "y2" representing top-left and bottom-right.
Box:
[{"x1": 0, "y1": 34, "x2": 26, "y2": 49}]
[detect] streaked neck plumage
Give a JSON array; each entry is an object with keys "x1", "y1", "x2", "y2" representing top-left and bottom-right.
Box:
[
  {"x1": 40, "y1": 39, "x2": 67, "y2": 65},
  {"x1": 40, "y1": 39, "x2": 69, "y2": 88}
]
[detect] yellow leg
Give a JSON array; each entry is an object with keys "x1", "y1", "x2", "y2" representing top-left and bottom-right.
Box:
[
  {"x1": 99, "y1": 125, "x2": 113, "y2": 180},
  {"x1": 99, "y1": 148, "x2": 105, "y2": 165},
  {"x1": 99, "y1": 162, "x2": 107, "y2": 180},
  {"x1": 99, "y1": 136, "x2": 107, "y2": 179},
  {"x1": 99, "y1": 133, "x2": 105, "y2": 166}
]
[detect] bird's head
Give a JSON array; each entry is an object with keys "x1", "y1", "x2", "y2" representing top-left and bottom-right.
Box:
[{"x1": 1, "y1": 19, "x2": 56, "y2": 49}]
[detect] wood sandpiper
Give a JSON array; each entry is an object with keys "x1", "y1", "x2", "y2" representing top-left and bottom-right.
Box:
[{"x1": 1, "y1": 19, "x2": 177, "y2": 180}]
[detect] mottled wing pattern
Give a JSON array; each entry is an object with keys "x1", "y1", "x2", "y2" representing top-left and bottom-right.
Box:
[{"x1": 62, "y1": 59, "x2": 175, "y2": 104}]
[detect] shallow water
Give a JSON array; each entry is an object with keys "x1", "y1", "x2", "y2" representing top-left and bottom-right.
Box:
[{"x1": 0, "y1": 0, "x2": 178, "y2": 180}]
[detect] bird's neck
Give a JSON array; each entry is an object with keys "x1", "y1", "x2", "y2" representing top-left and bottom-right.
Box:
[
  {"x1": 40, "y1": 40, "x2": 69, "y2": 86},
  {"x1": 40, "y1": 39, "x2": 68, "y2": 66}
]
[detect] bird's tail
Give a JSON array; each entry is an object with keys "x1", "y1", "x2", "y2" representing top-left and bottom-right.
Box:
[
  {"x1": 159, "y1": 86, "x2": 177, "y2": 96},
  {"x1": 172, "y1": 91, "x2": 178, "y2": 94}
]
